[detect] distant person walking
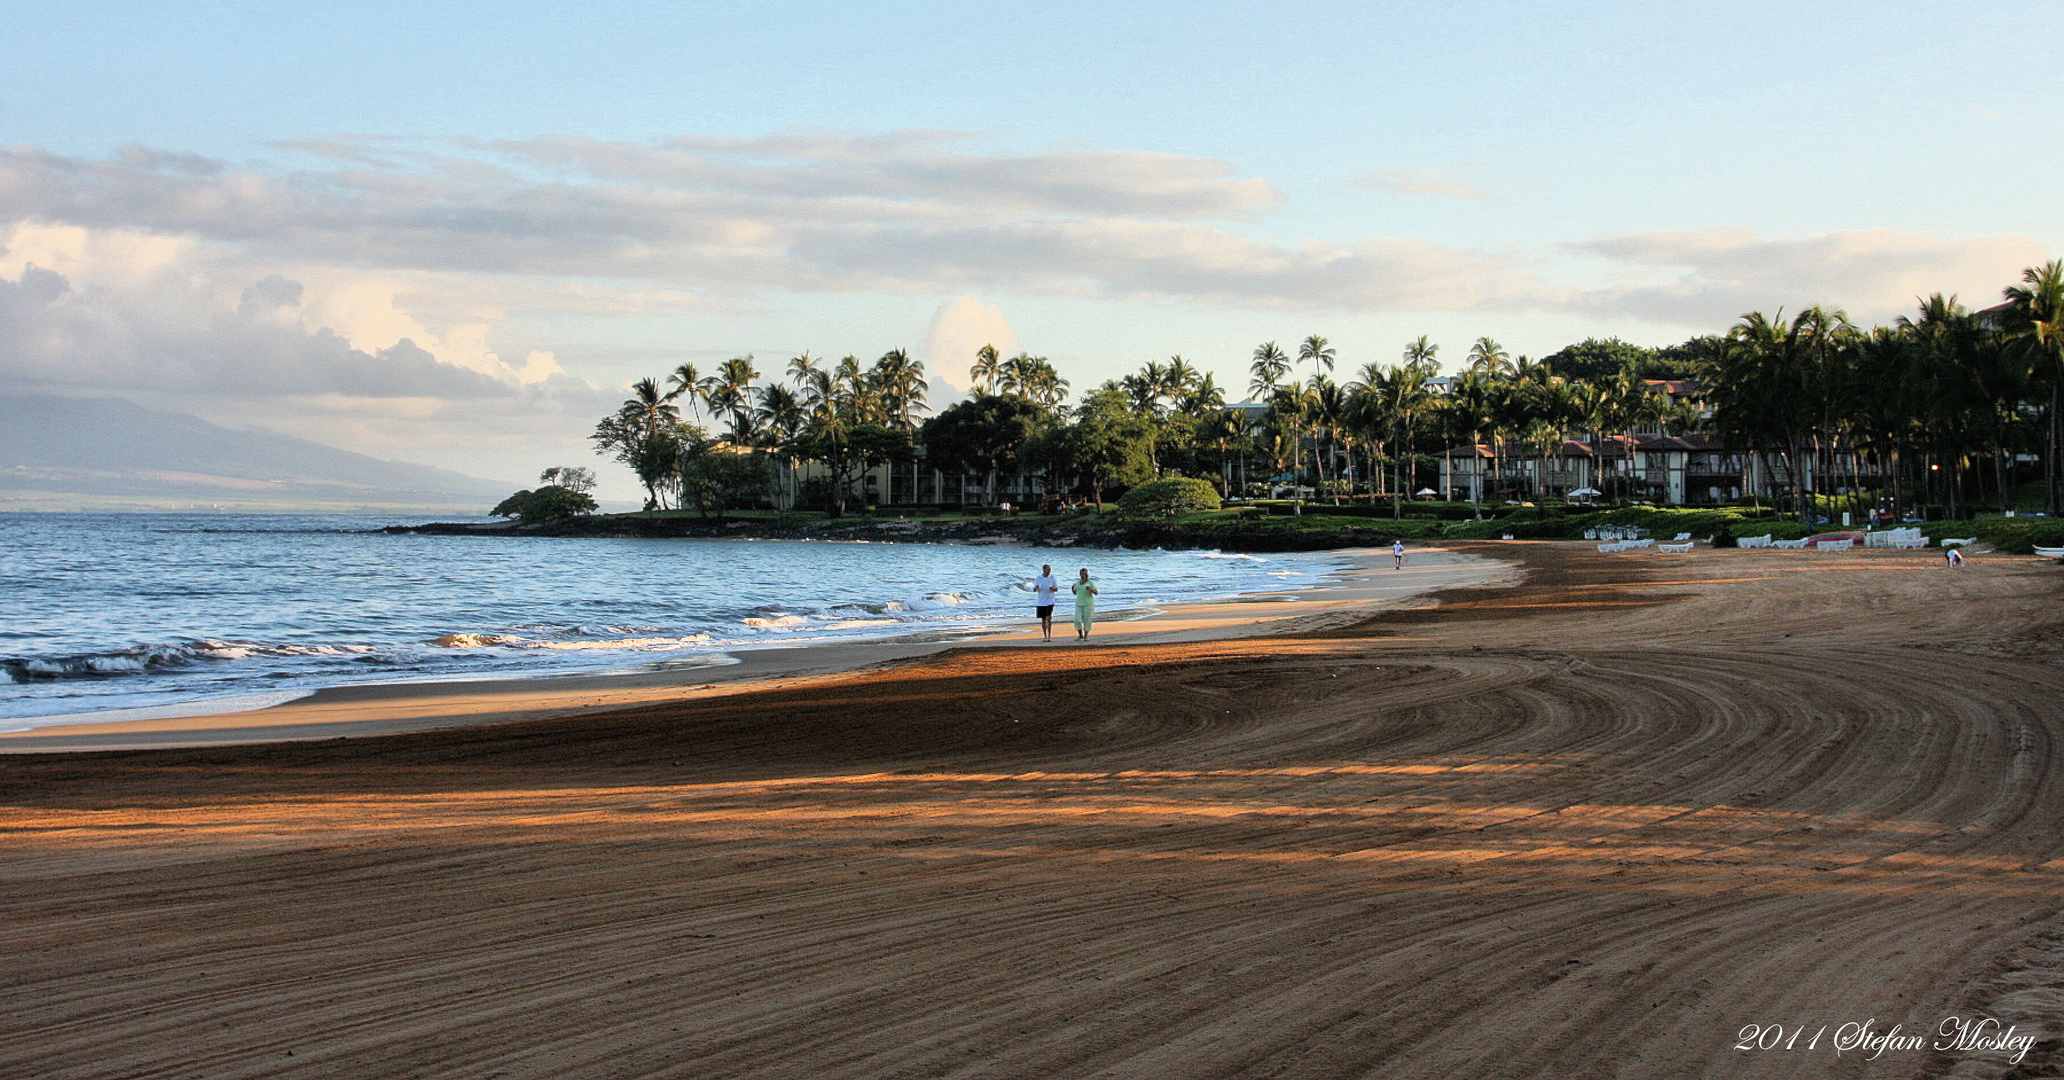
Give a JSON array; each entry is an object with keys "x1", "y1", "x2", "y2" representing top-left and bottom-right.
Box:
[
  {"x1": 1032, "y1": 564, "x2": 1060, "y2": 641},
  {"x1": 1393, "y1": 539, "x2": 1406, "y2": 570},
  {"x1": 1071, "y1": 568, "x2": 1099, "y2": 641}
]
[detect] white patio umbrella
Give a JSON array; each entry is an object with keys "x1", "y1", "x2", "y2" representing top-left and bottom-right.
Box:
[{"x1": 1414, "y1": 488, "x2": 1439, "y2": 497}]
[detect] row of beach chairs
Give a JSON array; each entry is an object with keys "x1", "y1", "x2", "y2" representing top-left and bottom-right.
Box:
[
  {"x1": 1597, "y1": 537, "x2": 1696, "y2": 554},
  {"x1": 1596, "y1": 529, "x2": 2005, "y2": 555}
]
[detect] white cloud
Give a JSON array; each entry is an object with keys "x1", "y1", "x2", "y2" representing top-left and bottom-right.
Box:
[
  {"x1": 1560, "y1": 227, "x2": 2052, "y2": 325},
  {"x1": 0, "y1": 221, "x2": 601, "y2": 392},
  {"x1": 0, "y1": 137, "x2": 1486, "y2": 311},
  {"x1": 923, "y1": 298, "x2": 1017, "y2": 393}
]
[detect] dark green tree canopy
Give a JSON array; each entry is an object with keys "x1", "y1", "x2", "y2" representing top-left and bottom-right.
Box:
[
  {"x1": 920, "y1": 394, "x2": 1048, "y2": 477},
  {"x1": 491, "y1": 486, "x2": 598, "y2": 524}
]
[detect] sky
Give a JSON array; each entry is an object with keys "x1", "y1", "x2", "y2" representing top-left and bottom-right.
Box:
[{"x1": 3, "y1": 0, "x2": 2060, "y2": 502}]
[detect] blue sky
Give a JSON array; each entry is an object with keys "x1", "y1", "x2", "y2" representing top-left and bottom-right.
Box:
[{"x1": 3, "y1": 1, "x2": 2059, "y2": 496}]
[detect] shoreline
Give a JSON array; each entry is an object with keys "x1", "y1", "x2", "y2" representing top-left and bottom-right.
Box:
[{"x1": 0, "y1": 546, "x2": 1514, "y2": 753}]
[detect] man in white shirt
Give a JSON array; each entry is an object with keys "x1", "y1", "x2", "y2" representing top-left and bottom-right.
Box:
[{"x1": 1032, "y1": 564, "x2": 1060, "y2": 640}]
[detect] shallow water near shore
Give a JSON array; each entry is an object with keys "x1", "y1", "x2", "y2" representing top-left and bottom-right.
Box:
[{"x1": 0, "y1": 512, "x2": 1345, "y2": 729}]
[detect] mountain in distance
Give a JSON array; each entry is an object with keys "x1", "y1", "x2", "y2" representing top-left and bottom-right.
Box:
[{"x1": 0, "y1": 394, "x2": 520, "y2": 513}]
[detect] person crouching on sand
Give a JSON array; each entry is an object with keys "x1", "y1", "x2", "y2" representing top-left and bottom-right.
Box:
[
  {"x1": 1033, "y1": 564, "x2": 1060, "y2": 640},
  {"x1": 1072, "y1": 568, "x2": 1098, "y2": 641}
]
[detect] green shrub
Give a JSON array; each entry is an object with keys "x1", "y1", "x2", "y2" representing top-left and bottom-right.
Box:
[{"x1": 1118, "y1": 476, "x2": 1223, "y2": 517}]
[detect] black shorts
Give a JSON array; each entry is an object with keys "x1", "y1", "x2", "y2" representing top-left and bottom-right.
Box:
[{"x1": 1036, "y1": 605, "x2": 1055, "y2": 617}]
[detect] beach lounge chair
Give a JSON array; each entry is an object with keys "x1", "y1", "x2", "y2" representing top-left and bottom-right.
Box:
[
  {"x1": 1671, "y1": 532, "x2": 1692, "y2": 542},
  {"x1": 1658, "y1": 542, "x2": 1694, "y2": 554},
  {"x1": 1941, "y1": 537, "x2": 1977, "y2": 548},
  {"x1": 1816, "y1": 538, "x2": 1854, "y2": 551},
  {"x1": 2035, "y1": 545, "x2": 2064, "y2": 558},
  {"x1": 1597, "y1": 541, "x2": 1625, "y2": 553},
  {"x1": 1737, "y1": 534, "x2": 1773, "y2": 549},
  {"x1": 1627, "y1": 538, "x2": 1654, "y2": 549},
  {"x1": 1773, "y1": 538, "x2": 1809, "y2": 550}
]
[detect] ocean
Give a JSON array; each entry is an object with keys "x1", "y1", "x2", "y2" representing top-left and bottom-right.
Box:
[{"x1": 0, "y1": 513, "x2": 1343, "y2": 731}]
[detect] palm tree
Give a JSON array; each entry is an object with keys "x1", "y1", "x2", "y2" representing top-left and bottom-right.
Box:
[
  {"x1": 1403, "y1": 335, "x2": 1440, "y2": 375},
  {"x1": 870, "y1": 348, "x2": 928, "y2": 503},
  {"x1": 1309, "y1": 375, "x2": 1351, "y2": 501},
  {"x1": 756, "y1": 383, "x2": 807, "y2": 508},
  {"x1": 1466, "y1": 337, "x2": 1513, "y2": 379},
  {"x1": 1163, "y1": 356, "x2": 1201, "y2": 404},
  {"x1": 1298, "y1": 336, "x2": 1338, "y2": 498},
  {"x1": 1003, "y1": 356, "x2": 1069, "y2": 410},
  {"x1": 1198, "y1": 405, "x2": 1246, "y2": 494},
  {"x1": 1122, "y1": 359, "x2": 1169, "y2": 417},
  {"x1": 997, "y1": 353, "x2": 1033, "y2": 398},
  {"x1": 787, "y1": 352, "x2": 819, "y2": 389},
  {"x1": 1705, "y1": 309, "x2": 1852, "y2": 519},
  {"x1": 1444, "y1": 371, "x2": 1496, "y2": 511},
  {"x1": 871, "y1": 349, "x2": 929, "y2": 428},
  {"x1": 1176, "y1": 371, "x2": 1225, "y2": 417},
  {"x1": 705, "y1": 356, "x2": 760, "y2": 444},
  {"x1": 1371, "y1": 362, "x2": 1433, "y2": 515},
  {"x1": 970, "y1": 344, "x2": 1003, "y2": 395},
  {"x1": 832, "y1": 354, "x2": 877, "y2": 423},
  {"x1": 1298, "y1": 335, "x2": 1336, "y2": 380},
  {"x1": 666, "y1": 363, "x2": 707, "y2": 422},
  {"x1": 1248, "y1": 342, "x2": 1290, "y2": 401},
  {"x1": 2005, "y1": 260, "x2": 2064, "y2": 514},
  {"x1": 629, "y1": 377, "x2": 681, "y2": 435},
  {"x1": 614, "y1": 377, "x2": 686, "y2": 509}
]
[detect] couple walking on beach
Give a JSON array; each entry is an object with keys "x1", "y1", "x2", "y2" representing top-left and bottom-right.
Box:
[{"x1": 1033, "y1": 564, "x2": 1098, "y2": 642}]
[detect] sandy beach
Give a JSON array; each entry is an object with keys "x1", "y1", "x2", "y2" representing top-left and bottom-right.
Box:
[{"x1": 4, "y1": 542, "x2": 2062, "y2": 1078}]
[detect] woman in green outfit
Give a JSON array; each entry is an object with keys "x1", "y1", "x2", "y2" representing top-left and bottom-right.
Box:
[{"x1": 1071, "y1": 567, "x2": 1099, "y2": 640}]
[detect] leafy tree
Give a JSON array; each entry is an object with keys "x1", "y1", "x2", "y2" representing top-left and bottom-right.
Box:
[
  {"x1": 677, "y1": 441, "x2": 774, "y2": 519},
  {"x1": 491, "y1": 486, "x2": 598, "y2": 524},
  {"x1": 1052, "y1": 385, "x2": 1155, "y2": 511},
  {"x1": 591, "y1": 386, "x2": 696, "y2": 510},
  {"x1": 921, "y1": 394, "x2": 1046, "y2": 505},
  {"x1": 537, "y1": 466, "x2": 597, "y2": 495},
  {"x1": 795, "y1": 423, "x2": 905, "y2": 515},
  {"x1": 1539, "y1": 338, "x2": 1656, "y2": 381}
]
